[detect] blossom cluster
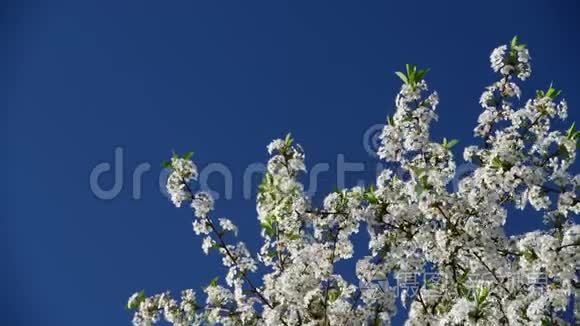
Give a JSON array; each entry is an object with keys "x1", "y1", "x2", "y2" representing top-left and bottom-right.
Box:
[{"x1": 128, "y1": 38, "x2": 579, "y2": 325}]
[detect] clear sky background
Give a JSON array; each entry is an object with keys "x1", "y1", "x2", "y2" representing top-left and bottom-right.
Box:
[{"x1": 1, "y1": 1, "x2": 579, "y2": 325}]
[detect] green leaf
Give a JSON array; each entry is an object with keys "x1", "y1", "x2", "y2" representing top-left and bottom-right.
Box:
[
  {"x1": 287, "y1": 233, "x2": 301, "y2": 241},
  {"x1": 162, "y1": 160, "x2": 172, "y2": 169},
  {"x1": 540, "y1": 319, "x2": 551, "y2": 326},
  {"x1": 328, "y1": 288, "x2": 341, "y2": 303},
  {"x1": 546, "y1": 85, "x2": 555, "y2": 98},
  {"x1": 172, "y1": 150, "x2": 178, "y2": 160},
  {"x1": 442, "y1": 138, "x2": 459, "y2": 149},
  {"x1": 419, "y1": 175, "x2": 432, "y2": 190},
  {"x1": 540, "y1": 83, "x2": 562, "y2": 99},
  {"x1": 566, "y1": 122, "x2": 576, "y2": 139},
  {"x1": 491, "y1": 156, "x2": 504, "y2": 169},
  {"x1": 475, "y1": 287, "x2": 490, "y2": 305},
  {"x1": 127, "y1": 290, "x2": 146, "y2": 310},
  {"x1": 260, "y1": 221, "x2": 272, "y2": 231},
  {"x1": 364, "y1": 185, "x2": 379, "y2": 204},
  {"x1": 416, "y1": 68, "x2": 430, "y2": 82},
  {"x1": 267, "y1": 250, "x2": 278, "y2": 258},
  {"x1": 523, "y1": 248, "x2": 538, "y2": 262},
  {"x1": 209, "y1": 277, "x2": 219, "y2": 287},
  {"x1": 258, "y1": 173, "x2": 274, "y2": 195},
  {"x1": 447, "y1": 139, "x2": 459, "y2": 149},
  {"x1": 511, "y1": 35, "x2": 519, "y2": 48},
  {"x1": 260, "y1": 216, "x2": 276, "y2": 237},
  {"x1": 284, "y1": 133, "x2": 293, "y2": 146},
  {"x1": 387, "y1": 115, "x2": 395, "y2": 126},
  {"x1": 183, "y1": 151, "x2": 194, "y2": 160},
  {"x1": 410, "y1": 166, "x2": 425, "y2": 177},
  {"x1": 395, "y1": 71, "x2": 408, "y2": 84}
]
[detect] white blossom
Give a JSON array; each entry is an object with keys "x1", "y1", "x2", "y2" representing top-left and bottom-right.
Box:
[{"x1": 129, "y1": 38, "x2": 578, "y2": 326}]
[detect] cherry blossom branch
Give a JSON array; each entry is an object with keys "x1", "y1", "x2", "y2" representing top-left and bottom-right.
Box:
[{"x1": 183, "y1": 181, "x2": 274, "y2": 309}]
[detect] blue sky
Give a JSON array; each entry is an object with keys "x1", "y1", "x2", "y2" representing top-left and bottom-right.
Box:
[{"x1": 1, "y1": 1, "x2": 579, "y2": 325}]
